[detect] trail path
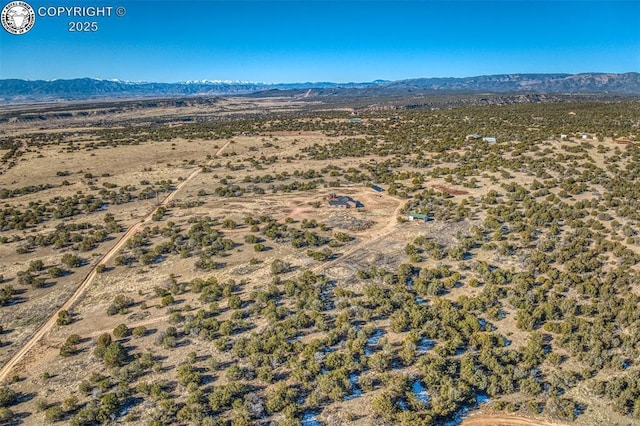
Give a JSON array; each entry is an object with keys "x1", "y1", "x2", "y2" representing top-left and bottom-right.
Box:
[{"x1": 0, "y1": 141, "x2": 230, "y2": 383}]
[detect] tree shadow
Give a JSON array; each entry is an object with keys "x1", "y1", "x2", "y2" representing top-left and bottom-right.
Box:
[
  {"x1": 4, "y1": 296, "x2": 27, "y2": 306},
  {"x1": 175, "y1": 338, "x2": 192, "y2": 348},
  {"x1": 12, "y1": 410, "x2": 33, "y2": 423},
  {"x1": 574, "y1": 402, "x2": 588, "y2": 416},
  {"x1": 36, "y1": 281, "x2": 57, "y2": 289},
  {"x1": 17, "y1": 391, "x2": 37, "y2": 403},
  {"x1": 144, "y1": 327, "x2": 158, "y2": 336}
]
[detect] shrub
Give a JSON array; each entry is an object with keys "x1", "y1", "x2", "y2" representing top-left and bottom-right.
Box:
[
  {"x1": 152, "y1": 206, "x2": 166, "y2": 221},
  {"x1": 66, "y1": 334, "x2": 81, "y2": 345},
  {"x1": 156, "y1": 328, "x2": 178, "y2": 348},
  {"x1": 270, "y1": 259, "x2": 290, "y2": 275},
  {"x1": 44, "y1": 404, "x2": 64, "y2": 422},
  {"x1": 61, "y1": 254, "x2": 83, "y2": 268},
  {"x1": 222, "y1": 219, "x2": 237, "y2": 229},
  {"x1": 35, "y1": 398, "x2": 50, "y2": 412},
  {"x1": 226, "y1": 365, "x2": 243, "y2": 381},
  {"x1": 106, "y1": 294, "x2": 134, "y2": 315},
  {"x1": 102, "y1": 342, "x2": 128, "y2": 368},
  {"x1": 60, "y1": 336, "x2": 79, "y2": 357},
  {"x1": 63, "y1": 396, "x2": 78, "y2": 412},
  {"x1": 113, "y1": 324, "x2": 130, "y2": 339},
  {"x1": 97, "y1": 333, "x2": 112, "y2": 347},
  {"x1": 60, "y1": 340, "x2": 78, "y2": 357},
  {"x1": 17, "y1": 271, "x2": 34, "y2": 286},
  {"x1": 48, "y1": 267, "x2": 67, "y2": 278},
  {"x1": 56, "y1": 310, "x2": 73, "y2": 326},
  {"x1": 78, "y1": 381, "x2": 93, "y2": 396},
  {"x1": 544, "y1": 397, "x2": 577, "y2": 422},
  {"x1": 28, "y1": 259, "x2": 44, "y2": 272},
  {"x1": 31, "y1": 277, "x2": 47, "y2": 289},
  {"x1": 161, "y1": 295, "x2": 175, "y2": 307},
  {"x1": 0, "y1": 387, "x2": 17, "y2": 408},
  {"x1": 244, "y1": 234, "x2": 259, "y2": 244},
  {"x1": 0, "y1": 407, "x2": 13, "y2": 422},
  {"x1": 72, "y1": 402, "x2": 100, "y2": 424},
  {"x1": 132, "y1": 326, "x2": 147, "y2": 337},
  {"x1": 0, "y1": 285, "x2": 15, "y2": 306},
  {"x1": 334, "y1": 232, "x2": 353, "y2": 242},
  {"x1": 228, "y1": 295, "x2": 242, "y2": 309},
  {"x1": 93, "y1": 333, "x2": 112, "y2": 359}
]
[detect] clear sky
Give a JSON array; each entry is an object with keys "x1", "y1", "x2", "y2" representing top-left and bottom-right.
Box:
[{"x1": 0, "y1": 0, "x2": 638, "y2": 83}]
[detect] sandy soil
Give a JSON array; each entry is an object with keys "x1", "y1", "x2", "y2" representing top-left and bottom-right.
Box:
[
  {"x1": 0, "y1": 141, "x2": 231, "y2": 382},
  {"x1": 462, "y1": 413, "x2": 565, "y2": 426}
]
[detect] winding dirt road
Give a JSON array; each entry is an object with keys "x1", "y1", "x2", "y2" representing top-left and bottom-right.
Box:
[{"x1": 0, "y1": 141, "x2": 230, "y2": 383}]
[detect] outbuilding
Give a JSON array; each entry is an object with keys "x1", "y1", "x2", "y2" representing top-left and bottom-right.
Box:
[{"x1": 408, "y1": 212, "x2": 430, "y2": 222}]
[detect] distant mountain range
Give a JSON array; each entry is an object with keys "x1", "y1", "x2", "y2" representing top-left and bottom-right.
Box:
[
  {"x1": 387, "y1": 73, "x2": 640, "y2": 94},
  {"x1": 0, "y1": 73, "x2": 638, "y2": 103}
]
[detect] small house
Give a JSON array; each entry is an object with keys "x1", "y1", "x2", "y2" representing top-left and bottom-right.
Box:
[
  {"x1": 482, "y1": 137, "x2": 497, "y2": 143},
  {"x1": 327, "y1": 194, "x2": 362, "y2": 208},
  {"x1": 349, "y1": 118, "x2": 363, "y2": 123}
]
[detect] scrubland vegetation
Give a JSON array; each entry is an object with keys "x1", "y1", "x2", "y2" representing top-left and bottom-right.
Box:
[{"x1": 0, "y1": 99, "x2": 639, "y2": 425}]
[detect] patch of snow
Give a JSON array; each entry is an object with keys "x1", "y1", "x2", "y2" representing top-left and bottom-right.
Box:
[
  {"x1": 417, "y1": 338, "x2": 434, "y2": 352},
  {"x1": 344, "y1": 372, "x2": 362, "y2": 400},
  {"x1": 302, "y1": 412, "x2": 320, "y2": 426},
  {"x1": 365, "y1": 329, "x2": 383, "y2": 355},
  {"x1": 412, "y1": 380, "x2": 430, "y2": 405}
]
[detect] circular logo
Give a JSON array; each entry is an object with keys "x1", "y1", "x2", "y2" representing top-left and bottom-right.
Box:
[{"x1": 1, "y1": 1, "x2": 35, "y2": 35}]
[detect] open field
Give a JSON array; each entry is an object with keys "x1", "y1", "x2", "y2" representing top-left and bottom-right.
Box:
[{"x1": 0, "y1": 97, "x2": 640, "y2": 425}]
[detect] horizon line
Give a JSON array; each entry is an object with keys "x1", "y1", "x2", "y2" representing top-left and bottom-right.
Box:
[{"x1": 2, "y1": 71, "x2": 639, "y2": 85}]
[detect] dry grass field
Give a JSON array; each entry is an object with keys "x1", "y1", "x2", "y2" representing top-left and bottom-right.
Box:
[{"x1": 0, "y1": 97, "x2": 639, "y2": 425}]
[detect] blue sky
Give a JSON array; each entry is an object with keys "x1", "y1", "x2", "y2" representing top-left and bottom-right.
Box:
[{"x1": 0, "y1": 1, "x2": 638, "y2": 82}]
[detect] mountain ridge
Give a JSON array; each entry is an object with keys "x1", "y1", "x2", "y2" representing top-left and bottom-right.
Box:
[
  {"x1": 384, "y1": 72, "x2": 640, "y2": 94},
  {"x1": 1, "y1": 72, "x2": 638, "y2": 104}
]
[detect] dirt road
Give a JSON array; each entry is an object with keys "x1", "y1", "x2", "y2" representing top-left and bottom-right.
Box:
[
  {"x1": 0, "y1": 141, "x2": 230, "y2": 384},
  {"x1": 461, "y1": 414, "x2": 565, "y2": 426},
  {"x1": 311, "y1": 194, "x2": 405, "y2": 272},
  {"x1": 0, "y1": 140, "x2": 27, "y2": 174}
]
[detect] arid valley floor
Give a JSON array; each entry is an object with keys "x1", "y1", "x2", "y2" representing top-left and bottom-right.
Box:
[{"x1": 1, "y1": 96, "x2": 640, "y2": 425}]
